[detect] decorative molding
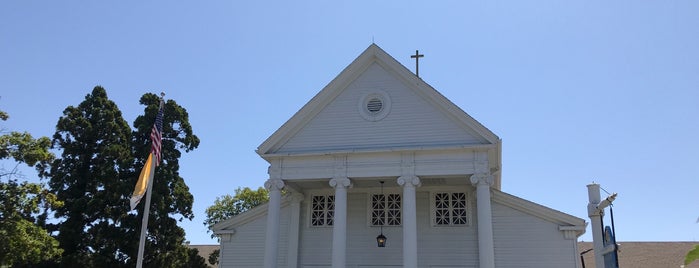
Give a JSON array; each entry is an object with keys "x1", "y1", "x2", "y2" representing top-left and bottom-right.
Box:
[
  {"x1": 559, "y1": 226, "x2": 586, "y2": 240},
  {"x1": 470, "y1": 173, "x2": 493, "y2": 187},
  {"x1": 260, "y1": 144, "x2": 497, "y2": 158},
  {"x1": 329, "y1": 177, "x2": 352, "y2": 189},
  {"x1": 397, "y1": 175, "x2": 421, "y2": 188},
  {"x1": 268, "y1": 158, "x2": 282, "y2": 179},
  {"x1": 473, "y1": 151, "x2": 489, "y2": 174},
  {"x1": 219, "y1": 233, "x2": 234, "y2": 242},
  {"x1": 401, "y1": 152, "x2": 415, "y2": 177},
  {"x1": 333, "y1": 155, "x2": 348, "y2": 179},
  {"x1": 264, "y1": 179, "x2": 285, "y2": 191}
]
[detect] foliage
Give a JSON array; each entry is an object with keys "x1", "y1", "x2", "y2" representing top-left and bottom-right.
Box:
[
  {"x1": 687, "y1": 245, "x2": 699, "y2": 265},
  {"x1": 204, "y1": 187, "x2": 269, "y2": 237},
  {"x1": 0, "y1": 132, "x2": 52, "y2": 172},
  {"x1": 207, "y1": 248, "x2": 220, "y2": 266},
  {"x1": 0, "y1": 180, "x2": 64, "y2": 266},
  {"x1": 46, "y1": 86, "x2": 135, "y2": 267},
  {"x1": 204, "y1": 186, "x2": 269, "y2": 265},
  {"x1": 0, "y1": 109, "x2": 62, "y2": 266}
]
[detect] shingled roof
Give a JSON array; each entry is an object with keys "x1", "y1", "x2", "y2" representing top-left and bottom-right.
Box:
[{"x1": 579, "y1": 242, "x2": 699, "y2": 268}]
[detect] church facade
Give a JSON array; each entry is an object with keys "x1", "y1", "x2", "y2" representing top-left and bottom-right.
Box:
[{"x1": 212, "y1": 44, "x2": 586, "y2": 268}]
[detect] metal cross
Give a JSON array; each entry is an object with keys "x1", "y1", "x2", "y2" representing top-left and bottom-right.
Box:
[{"x1": 410, "y1": 50, "x2": 424, "y2": 77}]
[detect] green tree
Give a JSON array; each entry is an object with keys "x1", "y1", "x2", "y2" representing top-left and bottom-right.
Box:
[
  {"x1": 204, "y1": 186, "x2": 269, "y2": 265},
  {"x1": 0, "y1": 179, "x2": 64, "y2": 266},
  {"x1": 46, "y1": 88, "x2": 207, "y2": 267},
  {"x1": 46, "y1": 86, "x2": 135, "y2": 267},
  {"x1": 0, "y1": 109, "x2": 63, "y2": 266},
  {"x1": 129, "y1": 93, "x2": 205, "y2": 267}
]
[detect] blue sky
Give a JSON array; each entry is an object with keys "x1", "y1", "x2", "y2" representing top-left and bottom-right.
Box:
[{"x1": 1, "y1": 1, "x2": 698, "y2": 245}]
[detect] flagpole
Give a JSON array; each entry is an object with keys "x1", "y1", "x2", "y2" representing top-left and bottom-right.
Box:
[
  {"x1": 135, "y1": 93, "x2": 165, "y2": 268},
  {"x1": 136, "y1": 155, "x2": 155, "y2": 268}
]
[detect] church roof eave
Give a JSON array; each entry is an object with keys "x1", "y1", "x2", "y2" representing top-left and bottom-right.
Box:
[
  {"x1": 258, "y1": 143, "x2": 498, "y2": 159},
  {"x1": 211, "y1": 196, "x2": 292, "y2": 234}
]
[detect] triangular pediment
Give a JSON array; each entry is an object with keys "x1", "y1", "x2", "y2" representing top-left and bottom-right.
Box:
[{"x1": 258, "y1": 44, "x2": 500, "y2": 158}]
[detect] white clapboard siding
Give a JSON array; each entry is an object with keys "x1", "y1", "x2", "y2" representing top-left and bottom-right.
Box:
[
  {"x1": 276, "y1": 62, "x2": 487, "y2": 154},
  {"x1": 297, "y1": 193, "x2": 333, "y2": 267},
  {"x1": 219, "y1": 184, "x2": 582, "y2": 267},
  {"x1": 298, "y1": 190, "x2": 480, "y2": 267},
  {"x1": 219, "y1": 204, "x2": 291, "y2": 267},
  {"x1": 415, "y1": 191, "x2": 479, "y2": 268},
  {"x1": 492, "y1": 202, "x2": 578, "y2": 268}
]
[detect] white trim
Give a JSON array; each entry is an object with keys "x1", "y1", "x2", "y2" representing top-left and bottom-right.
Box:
[
  {"x1": 559, "y1": 225, "x2": 586, "y2": 240},
  {"x1": 260, "y1": 143, "x2": 497, "y2": 158}
]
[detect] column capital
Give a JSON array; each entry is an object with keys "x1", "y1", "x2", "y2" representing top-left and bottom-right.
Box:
[
  {"x1": 470, "y1": 173, "x2": 493, "y2": 187},
  {"x1": 397, "y1": 175, "x2": 421, "y2": 188},
  {"x1": 264, "y1": 179, "x2": 285, "y2": 191},
  {"x1": 329, "y1": 177, "x2": 352, "y2": 189}
]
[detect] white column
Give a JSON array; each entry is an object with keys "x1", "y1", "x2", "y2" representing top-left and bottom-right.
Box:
[
  {"x1": 329, "y1": 177, "x2": 351, "y2": 268},
  {"x1": 264, "y1": 179, "x2": 284, "y2": 268},
  {"x1": 470, "y1": 173, "x2": 495, "y2": 268},
  {"x1": 287, "y1": 193, "x2": 304, "y2": 268},
  {"x1": 397, "y1": 175, "x2": 421, "y2": 268}
]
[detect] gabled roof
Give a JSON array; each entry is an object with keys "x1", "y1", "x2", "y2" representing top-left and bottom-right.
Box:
[
  {"x1": 492, "y1": 189, "x2": 587, "y2": 237},
  {"x1": 211, "y1": 195, "x2": 292, "y2": 233},
  {"x1": 256, "y1": 44, "x2": 501, "y2": 159}
]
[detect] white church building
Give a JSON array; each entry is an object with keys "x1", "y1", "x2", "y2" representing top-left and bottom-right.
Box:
[{"x1": 212, "y1": 44, "x2": 587, "y2": 268}]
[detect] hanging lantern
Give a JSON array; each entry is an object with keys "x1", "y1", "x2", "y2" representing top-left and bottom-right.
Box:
[
  {"x1": 376, "y1": 181, "x2": 387, "y2": 247},
  {"x1": 376, "y1": 233, "x2": 387, "y2": 247}
]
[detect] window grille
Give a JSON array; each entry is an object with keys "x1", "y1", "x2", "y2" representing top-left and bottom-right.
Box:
[
  {"x1": 311, "y1": 195, "x2": 334, "y2": 226},
  {"x1": 371, "y1": 193, "x2": 401, "y2": 226},
  {"x1": 434, "y1": 192, "x2": 468, "y2": 226}
]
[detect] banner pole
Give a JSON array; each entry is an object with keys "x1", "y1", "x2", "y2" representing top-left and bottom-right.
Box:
[{"x1": 136, "y1": 156, "x2": 155, "y2": 268}]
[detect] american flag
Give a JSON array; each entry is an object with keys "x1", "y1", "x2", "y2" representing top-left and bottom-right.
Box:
[{"x1": 150, "y1": 100, "x2": 164, "y2": 166}]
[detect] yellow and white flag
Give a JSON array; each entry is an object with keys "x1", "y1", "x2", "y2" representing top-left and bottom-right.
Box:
[{"x1": 130, "y1": 153, "x2": 155, "y2": 210}]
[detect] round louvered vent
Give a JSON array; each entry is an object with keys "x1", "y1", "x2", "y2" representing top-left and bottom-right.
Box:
[
  {"x1": 367, "y1": 98, "x2": 383, "y2": 114},
  {"x1": 358, "y1": 90, "x2": 391, "y2": 121}
]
